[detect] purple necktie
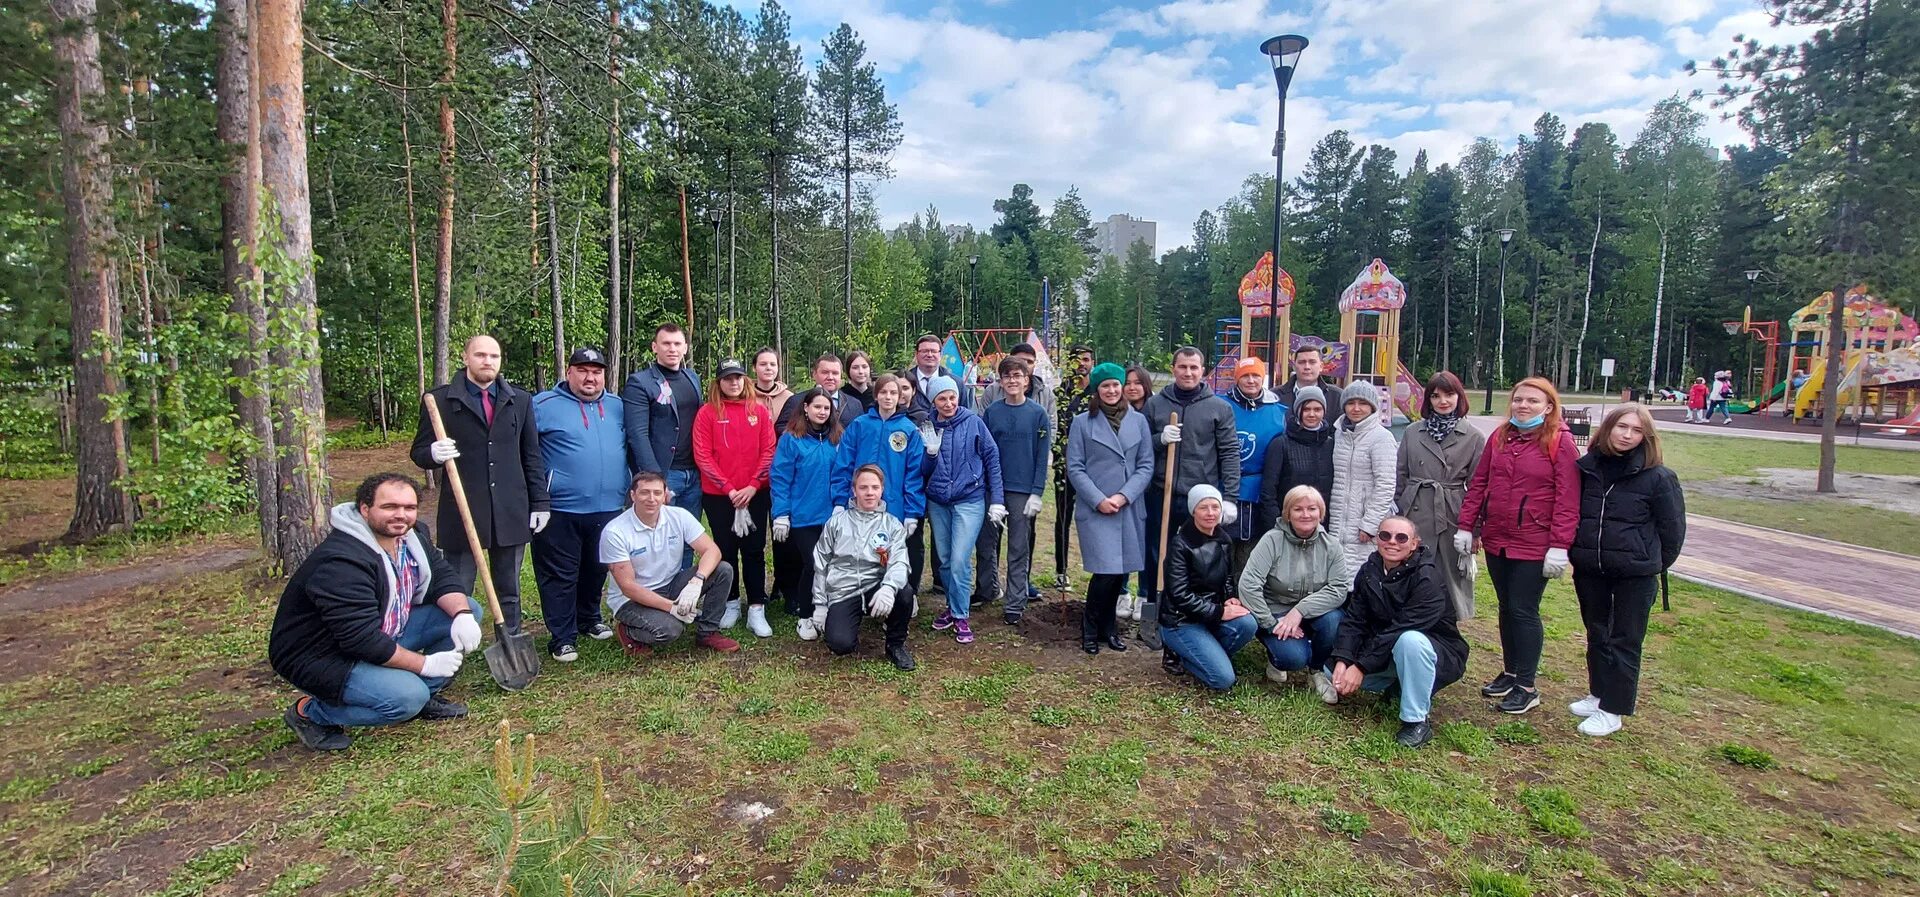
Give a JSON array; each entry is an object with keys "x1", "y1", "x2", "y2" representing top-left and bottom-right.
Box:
[{"x1": 482, "y1": 389, "x2": 495, "y2": 427}]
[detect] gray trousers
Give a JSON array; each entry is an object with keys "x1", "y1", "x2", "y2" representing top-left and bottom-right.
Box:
[
  {"x1": 974, "y1": 492, "x2": 1037, "y2": 614},
  {"x1": 447, "y1": 543, "x2": 527, "y2": 630},
  {"x1": 612, "y1": 563, "x2": 734, "y2": 646}
]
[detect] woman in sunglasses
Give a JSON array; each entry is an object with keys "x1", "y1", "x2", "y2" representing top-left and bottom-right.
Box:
[{"x1": 1325, "y1": 516, "x2": 1469, "y2": 748}]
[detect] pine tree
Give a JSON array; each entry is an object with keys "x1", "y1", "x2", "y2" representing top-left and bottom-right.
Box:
[{"x1": 810, "y1": 23, "x2": 900, "y2": 332}]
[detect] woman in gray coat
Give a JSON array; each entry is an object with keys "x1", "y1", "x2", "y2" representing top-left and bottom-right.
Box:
[
  {"x1": 1067, "y1": 363, "x2": 1156, "y2": 653},
  {"x1": 1395, "y1": 371, "x2": 1486, "y2": 619}
]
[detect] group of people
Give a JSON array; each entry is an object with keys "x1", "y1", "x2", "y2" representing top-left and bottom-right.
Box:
[
  {"x1": 1684, "y1": 370, "x2": 1740, "y2": 424},
  {"x1": 268, "y1": 327, "x2": 1686, "y2": 753}
]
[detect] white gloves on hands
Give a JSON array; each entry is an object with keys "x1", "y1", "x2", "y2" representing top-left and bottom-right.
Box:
[
  {"x1": 1453, "y1": 530, "x2": 1476, "y2": 572},
  {"x1": 1220, "y1": 502, "x2": 1238, "y2": 527},
  {"x1": 419, "y1": 649, "x2": 464, "y2": 678},
  {"x1": 811, "y1": 605, "x2": 829, "y2": 632},
  {"x1": 1542, "y1": 547, "x2": 1570, "y2": 579},
  {"x1": 771, "y1": 516, "x2": 791, "y2": 542},
  {"x1": 904, "y1": 518, "x2": 919, "y2": 537},
  {"x1": 732, "y1": 508, "x2": 753, "y2": 538},
  {"x1": 673, "y1": 579, "x2": 702, "y2": 622},
  {"x1": 448, "y1": 612, "x2": 482, "y2": 652},
  {"x1": 869, "y1": 585, "x2": 897, "y2": 618},
  {"x1": 1023, "y1": 494, "x2": 1042, "y2": 518},
  {"x1": 429, "y1": 438, "x2": 460, "y2": 464},
  {"x1": 924, "y1": 429, "x2": 943, "y2": 455},
  {"x1": 988, "y1": 504, "x2": 1008, "y2": 527},
  {"x1": 1159, "y1": 423, "x2": 1183, "y2": 445},
  {"x1": 530, "y1": 511, "x2": 551, "y2": 534}
]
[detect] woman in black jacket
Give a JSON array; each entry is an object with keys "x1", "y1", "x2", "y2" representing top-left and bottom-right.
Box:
[
  {"x1": 1259, "y1": 385, "x2": 1336, "y2": 533},
  {"x1": 1567, "y1": 404, "x2": 1685, "y2": 737},
  {"x1": 1326, "y1": 515, "x2": 1470, "y2": 748},
  {"x1": 1159, "y1": 485, "x2": 1259, "y2": 690}
]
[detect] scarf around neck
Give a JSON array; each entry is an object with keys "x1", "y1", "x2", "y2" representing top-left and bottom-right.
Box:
[
  {"x1": 1096, "y1": 395, "x2": 1129, "y2": 432},
  {"x1": 1421, "y1": 411, "x2": 1463, "y2": 443}
]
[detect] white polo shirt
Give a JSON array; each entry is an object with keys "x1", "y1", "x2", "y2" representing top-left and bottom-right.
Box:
[{"x1": 598, "y1": 505, "x2": 705, "y2": 613}]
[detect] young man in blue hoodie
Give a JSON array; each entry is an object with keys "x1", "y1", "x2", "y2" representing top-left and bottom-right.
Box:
[
  {"x1": 532, "y1": 347, "x2": 629, "y2": 662},
  {"x1": 976, "y1": 357, "x2": 1051, "y2": 624}
]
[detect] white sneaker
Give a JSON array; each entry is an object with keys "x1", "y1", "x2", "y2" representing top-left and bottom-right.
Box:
[
  {"x1": 1578, "y1": 709, "x2": 1623, "y2": 737},
  {"x1": 795, "y1": 618, "x2": 819, "y2": 641},
  {"x1": 1130, "y1": 597, "x2": 1146, "y2": 621},
  {"x1": 1115, "y1": 594, "x2": 1133, "y2": 620},
  {"x1": 720, "y1": 599, "x2": 742, "y2": 630},
  {"x1": 746, "y1": 605, "x2": 772, "y2": 638},
  {"x1": 1310, "y1": 671, "x2": 1339, "y2": 705},
  {"x1": 1265, "y1": 664, "x2": 1289, "y2": 685},
  {"x1": 1568, "y1": 694, "x2": 1602, "y2": 718}
]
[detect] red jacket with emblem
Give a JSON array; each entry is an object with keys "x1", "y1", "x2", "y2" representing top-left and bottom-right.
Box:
[
  {"x1": 1456, "y1": 422, "x2": 1580, "y2": 561},
  {"x1": 692, "y1": 398, "x2": 777, "y2": 495}
]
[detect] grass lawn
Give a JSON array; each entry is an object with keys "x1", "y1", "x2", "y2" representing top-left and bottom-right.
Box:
[
  {"x1": 1659, "y1": 431, "x2": 1920, "y2": 556},
  {"x1": 2, "y1": 503, "x2": 1918, "y2": 896}
]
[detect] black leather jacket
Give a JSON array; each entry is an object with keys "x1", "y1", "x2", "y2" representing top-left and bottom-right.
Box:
[{"x1": 1162, "y1": 520, "x2": 1236, "y2": 628}]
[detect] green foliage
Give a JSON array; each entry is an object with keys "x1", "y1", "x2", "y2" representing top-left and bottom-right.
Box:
[
  {"x1": 1318, "y1": 805, "x2": 1370, "y2": 840},
  {"x1": 488, "y1": 719, "x2": 620, "y2": 896},
  {"x1": 1491, "y1": 722, "x2": 1543, "y2": 745},
  {"x1": 155, "y1": 844, "x2": 251, "y2": 897},
  {"x1": 1517, "y1": 786, "x2": 1589, "y2": 838},
  {"x1": 1715, "y1": 742, "x2": 1779, "y2": 770},
  {"x1": 1466, "y1": 866, "x2": 1534, "y2": 897}
]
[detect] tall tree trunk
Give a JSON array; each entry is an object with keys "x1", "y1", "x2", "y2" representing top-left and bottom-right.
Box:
[
  {"x1": 432, "y1": 0, "x2": 457, "y2": 386},
  {"x1": 605, "y1": 0, "x2": 622, "y2": 380},
  {"x1": 1470, "y1": 237, "x2": 1483, "y2": 388},
  {"x1": 216, "y1": 0, "x2": 276, "y2": 557},
  {"x1": 535, "y1": 79, "x2": 565, "y2": 376},
  {"x1": 679, "y1": 183, "x2": 694, "y2": 331},
  {"x1": 258, "y1": 0, "x2": 330, "y2": 568},
  {"x1": 52, "y1": 0, "x2": 133, "y2": 540},
  {"x1": 399, "y1": 34, "x2": 426, "y2": 396},
  {"x1": 842, "y1": 110, "x2": 854, "y2": 331},
  {"x1": 1576, "y1": 204, "x2": 1599, "y2": 392},
  {"x1": 726, "y1": 151, "x2": 736, "y2": 358},
  {"x1": 769, "y1": 150, "x2": 783, "y2": 358},
  {"x1": 1648, "y1": 232, "x2": 1668, "y2": 394},
  {"x1": 1818, "y1": 2, "x2": 1870, "y2": 495}
]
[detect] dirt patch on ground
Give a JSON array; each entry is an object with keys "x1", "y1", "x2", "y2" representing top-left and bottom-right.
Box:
[
  {"x1": 0, "y1": 546, "x2": 256, "y2": 616},
  {"x1": 0, "y1": 477, "x2": 77, "y2": 556},
  {"x1": 1694, "y1": 468, "x2": 1920, "y2": 516}
]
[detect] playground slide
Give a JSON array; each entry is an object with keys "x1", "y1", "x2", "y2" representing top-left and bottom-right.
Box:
[
  {"x1": 1392, "y1": 363, "x2": 1423, "y2": 420},
  {"x1": 1730, "y1": 380, "x2": 1787, "y2": 414},
  {"x1": 1792, "y1": 354, "x2": 1849, "y2": 418}
]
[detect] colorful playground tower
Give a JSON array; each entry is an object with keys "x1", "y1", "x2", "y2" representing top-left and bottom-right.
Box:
[
  {"x1": 1786, "y1": 285, "x2": 1920, "y2": 425},
  {"x1": 1216, "y1": 255, "x2": 1420, "y2": 420}
]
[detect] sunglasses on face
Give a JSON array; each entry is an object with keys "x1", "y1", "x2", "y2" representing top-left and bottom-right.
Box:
[{"x1": 1377, "y1": 531, "x2": 1414, "y2": 544}]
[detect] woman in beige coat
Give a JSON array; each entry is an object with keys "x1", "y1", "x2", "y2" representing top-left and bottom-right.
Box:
[{"x1": 1396, "y1": 371, "x2": 1486, "y2": 619}]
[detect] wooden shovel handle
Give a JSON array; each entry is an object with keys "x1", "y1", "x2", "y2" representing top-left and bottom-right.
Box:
[
  {"x1": 422, "y1": 394, "x2": 507, "y2": 626},
  {"x1": 1155, "y1": 412, "x2": 1179, "y2": 594}
]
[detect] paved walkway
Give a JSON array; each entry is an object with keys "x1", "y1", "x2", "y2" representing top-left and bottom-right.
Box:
[{"x1": 1558, "y1": 403, "x2": 1920, "y2": 451}]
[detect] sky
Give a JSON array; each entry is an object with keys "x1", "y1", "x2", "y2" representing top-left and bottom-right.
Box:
[{"x1": 761, "y1": 0, "x2": 1811, "y2": 252}]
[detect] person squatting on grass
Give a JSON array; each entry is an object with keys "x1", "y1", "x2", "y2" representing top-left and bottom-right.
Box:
[
  {"x1": 832, "y1": 373, "x2": 927, "y2": 568},
  {"x1": 1567, "y1": 404, "x2": 1687, "y2": 737},
  {"x1": 1395, "y1": 371, "x2": 1487, "y2": 621},
  {"x1": 1457, "y1": 377, "x2": 1580, "y2": 715},
  {"x1": 1066, "y1": 362, "x2": 1156, "y2": 654},
  {"x1": 923, "y1": 375, "x2": 1006, "y2": 645},
  {"x1": 1237, "y1": 485, "x2": 1347, "y2": 697},
  {"x1": 598, "y1": 470, "x2": 740, "y2": 657},
  {"x1": 1159, "y1": 485, "x2": 1261, "y2": 690},
  {"x1": 691, "y1": 359, "x2": 778, "y2": 636},
  {"x1": 976, "y1": 356, "x2": 1052, "y2": 624},
  {"x1": 1325, "y1": 515, "x2": 1470, "y2": 749},
  {"x1": 810, "y1": 465, "x2": 918, "y2": 671},
  {"x1": 770, "y1": 388, "x2": 845, "y2": 639},
  {"x1": 531, "y1": 346, "x2": 629, "y2": 663},
  {"x1": 270, "y1": 473, "x2": 483, "y2": 752}
]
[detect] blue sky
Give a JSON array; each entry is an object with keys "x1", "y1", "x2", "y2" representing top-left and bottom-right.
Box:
[{"x1": 766, "y1": 0, "x2": 1810, "y2": 251}]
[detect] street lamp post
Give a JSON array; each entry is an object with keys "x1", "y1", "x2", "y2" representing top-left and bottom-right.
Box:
[
  {"x1": 707, "y1": 207, "x2": 724, "y2": 357},
  {"x1": 1484, "y1": 228, "x2": 1515, "y2": 414},
  {"x1": 1261, "y1": 34, "x2": 1308, "y2": 381},
  {"x1": 967, "y1": 254, "x2": 980, "y2": 331}
]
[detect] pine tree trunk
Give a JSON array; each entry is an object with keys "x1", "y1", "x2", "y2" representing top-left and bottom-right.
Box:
[
  {"x1": 539, "y1": 81, "x2": 566, "y2": 375},
  {"x1": 52, "y1": 0, "x2": 133, "y2": 540},
  {"x1": 1576, "y1": 204, "x2": 1599, "y2": 392},
  {"x1": 1648, "y1": 231, "x2": 1668, "y2": 393},
  {"x1": 432, "y1": 0, "x2": 457, "y2": 386},
  {"x1": 679, "y1": 183, "x2": 694, "y2": 331},
  {"x1": 843, "y1": 109, "x2": 854, "y2": 331},
  {"x1": 605, "y1": 0, "x2": 623, "y2": 379},
  {"x1": 258, "y1": 0, "x2": 330, "y2": 569},
  {"x1": 769, "y1": 151, "x2": 783, "y2": 358},
  {"x1": 398, "y1": 35, "x2": 426, "y2": 396}
]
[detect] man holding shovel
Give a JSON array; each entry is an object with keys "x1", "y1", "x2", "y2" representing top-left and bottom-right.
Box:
[
  {"x1": 270, "y1": 473, "x2": 482, "y2": 752},
  {"x1": 599, "y1": 470, "x2": 741, "y2": 656},
  {"x1": 1142, "y1": 346, "x2": 1241, "y2": 673}
]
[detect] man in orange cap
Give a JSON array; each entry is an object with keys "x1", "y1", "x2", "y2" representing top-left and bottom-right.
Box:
[{"x1": 1226, "y1": 356, "x2": 1287, "y2": 574}]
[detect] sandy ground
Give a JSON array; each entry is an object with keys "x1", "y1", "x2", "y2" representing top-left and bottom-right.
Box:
[{"x1": 1692, "y1": 467, "x2": 1920, "y2": 516}]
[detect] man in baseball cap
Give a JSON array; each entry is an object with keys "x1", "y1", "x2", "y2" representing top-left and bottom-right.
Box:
[{"x1": 530, "y1": 346, "x2": 629, "y2": 661}]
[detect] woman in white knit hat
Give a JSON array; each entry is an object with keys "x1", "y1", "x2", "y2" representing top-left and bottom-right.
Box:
[{"x1": 1157, "y1": 484, "x2": 1258, "y2": 691}]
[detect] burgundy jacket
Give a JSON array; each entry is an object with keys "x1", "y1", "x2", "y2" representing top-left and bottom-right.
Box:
[{"x1": 1457, "y1": 422, "x2": 1580, "y2": 561}]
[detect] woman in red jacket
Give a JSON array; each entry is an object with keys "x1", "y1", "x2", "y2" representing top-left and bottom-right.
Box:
[
  {"x1": 1456, "y1": 376, "x2": 1579, "y2": 714},
  {"x1": 693, "y1": 360, "x2": 779, "y2": 637}
]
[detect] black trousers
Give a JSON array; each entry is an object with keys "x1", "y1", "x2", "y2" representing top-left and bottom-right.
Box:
[
  {"x1": 1574, "y1": 572, "x2": 1657, "y2": 715},
  {"x1": 1083, "y1": 573, "x2": 1127, "y2": 644},
  {"x1": 1141, "y1": 485, "x2": 1190, "y2": 608},
  {"x1": 530, "y1": 508, "x2": 619, "y2": 648},
  {"x1": 1053, "y1": 480, "x2": 1076, "y2": 584},
  {"x1": 825, "y1": 583, "x2": 914, "y2": 654},
  {"x1": 701, "y1": 491, "x2": 771, "y2": 605},
  {"x1": 773, "y1": 524, "x2": 824, "y2": 617},
  {"x1": 908, "y1": 516, "x2": 943, "y2": 594},
  {"x1": 1486, "y1": 552, "x2": 1548, "y2": 688},
  {"x1": 447, "y1": 543, "x2": 527, "y2": 630}
]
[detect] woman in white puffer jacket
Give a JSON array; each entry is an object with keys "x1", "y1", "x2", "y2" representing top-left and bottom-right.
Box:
[{"x1": 1328, "y1": 379, "x2": 1399, "y2": 584}]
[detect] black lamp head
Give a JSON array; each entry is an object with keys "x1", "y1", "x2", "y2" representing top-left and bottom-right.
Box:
[{"x1": 1260, "y1": 34, "x2": 1309, "y2": 92}]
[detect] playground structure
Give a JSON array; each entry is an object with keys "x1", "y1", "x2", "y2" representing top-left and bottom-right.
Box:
[
  {"x1": 1723, "y1": 306, "x2": 1785, "y2": 415},
  {"x1": 1784, "y1": 286, "x2": 1920, "y2": 428}
]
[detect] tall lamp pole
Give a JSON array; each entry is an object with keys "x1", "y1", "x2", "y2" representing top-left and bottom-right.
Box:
[
  {"x1": 1260, "y1": 34, "x2": 1308, "y2": 382},
  {"x1": 1484, "y1": 227, "x2": 1516, "y2": 414},
  {"x1": 707, "y1": 207, "x2": 724, "y2": 359},
  {"x1": 967, "y1": 254, "x2": 980, "y2": 331}
]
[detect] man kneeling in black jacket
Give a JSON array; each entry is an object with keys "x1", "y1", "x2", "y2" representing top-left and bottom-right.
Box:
[
  {"x1": 1325, "y1": 515, "x2": 1470, "y2": 748},
  {"x1": 270, "y1": 473, "x2": 483, "y2": 751}
]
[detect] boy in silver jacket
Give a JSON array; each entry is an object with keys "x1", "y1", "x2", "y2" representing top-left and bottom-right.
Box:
[{"x1": 811, "y1": 464, "x2": 917, "y2": 671}]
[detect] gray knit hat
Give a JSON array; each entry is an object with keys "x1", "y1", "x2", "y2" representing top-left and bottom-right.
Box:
[{"x1": 1342, "y1": 379, "x2": 1382, "y2": 413}]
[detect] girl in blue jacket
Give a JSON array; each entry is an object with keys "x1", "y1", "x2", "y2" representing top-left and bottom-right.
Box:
[
  {"x1": 772, "y1": 388, "x2": 845, "y2": 638},
  {"x1": 922, "y1": 376, "x2": 1004, "y2": 645},
  {"x1": 833, "y1": 373, "x2": 926, "y2": 535}
]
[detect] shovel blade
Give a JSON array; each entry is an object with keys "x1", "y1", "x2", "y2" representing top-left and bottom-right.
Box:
[
  {"x1": 1139, "y1": 600, "x2": 1162, "y2": 651},
  {"x1": 482, "y1": 625, "x2": 542, "y2": 692}
]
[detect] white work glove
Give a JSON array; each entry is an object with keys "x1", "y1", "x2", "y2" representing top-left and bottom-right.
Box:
[
  {"x1": 923, "y1": 428, "x2": 942, "y2": 455},
  {"x1": 419, "y1": 649, "x2": 464, "y2": 679},
  {"x1": 673, "y1": 578, "x2": 702, "y2": 621},
  {"x1": 811, "y1": 605, "x2": 829, "y2": 632},
  {"x1": 1542, "y1": 547, "x2": 1570, "y2": 580},
  {"x1": 448, "y1": 612, "x2": 482, "y2": 652},
  {"x1": 1220, "y1": 502, "x2": 1238, "y2": 527},
  {"x1": 1023, "y1": 494, "x2": 1042, "y2": 518},
  {"x1": 869, "y1": 585, "x2": 897, "y2": 618},
  {"x1": 1159, "y1": 423, "x2": 1183, "y2": 445},
  {"x1": 428, "y1": 438, "x2": 460, "y2": 464},
  {"x1": 1453, "y1": 530, "x2": 1476, "y2": 572},
  {"x1": 732, "y1": 508, "x2": 753, "y2": 538},
  {"x1": 988, "y1": 504, "x2": 1008, "y2": 527},
  {"x1": 530, "y1": 511, "x2": 550, "y2": 534},
  {"x1": 904, "y1": 518, "x2": 919, "y2": 537},
  {"x1": 771, "y1": 516, "x2": 791, "y2": 542}
]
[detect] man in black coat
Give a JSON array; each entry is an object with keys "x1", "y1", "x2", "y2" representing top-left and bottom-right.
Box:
[
  {"x1": 411, "y1": 334, "x2": 550, "y2": 630},
  {"x1": 1326, "y1": 515, "x2": 1469, "y2": 749},
  {"x1": 269, "y1": 474, "x2": 483, "y2": 751},
  {"x1": 1274, "y1": 343, "x2": 1344, "y2": 420}
]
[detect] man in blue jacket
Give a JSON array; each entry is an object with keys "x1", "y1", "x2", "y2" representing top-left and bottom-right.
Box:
[
  {"x1": 532, "y1": 347, "x2": 629, "y2": 662},
  {"x1": 620, "y1": 323, "x2": 703, "y2": 521}
]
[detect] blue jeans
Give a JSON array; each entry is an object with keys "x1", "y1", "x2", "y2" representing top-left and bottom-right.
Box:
[
  {"x1": 1161, "y1": 615, "x2": 1259, "y2": 690},
  {"x1": 928, "y1": 498, "x2": 986, "y2": 619},
  {"x1": 1258, "y1": 608, "x2": 1346, "y2": 672},
  {"x1": 667, "y1": 468, "x2": 703, "y2": 564},
  {"x1": 1337, "y1": 631, "x2": 1440, "y2": 723},
  {"x1": 303, "y1": 598, "x2": 484, "y2": 729}
]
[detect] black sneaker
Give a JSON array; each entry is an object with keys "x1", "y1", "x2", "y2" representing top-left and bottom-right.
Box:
[
  {"x1": 550, "y1": 642, "x2": 579, "y2": 663},
  {"x1": 1082, "y1": 640, "x2": 1100, "y2": 655},
  {"x1": 415, "y1": 694, "x2": 469, "y2": 721},
  {"x1": 1481, "y1": 672, "x2": 1518, "y2": 698},
  {"x1": 583, "y1": 623, "x2": 615, "y2": 641},
  {"x1": 1395, "y1": 720, "x2": 1435, "y2": 748},
  {"x1": 1162, "y1": 650, "x2": 1185, "y2": 676},
  {"x1": 1003, "y1": 611, "x2": 1023, "y2": 625},
  {"x1": 285, "y1": 700, "x2": 352, "y2": 751},
  {"x1": 1496, "y1": 686, "x2": 1541, "y2": 715},
  {"x1": 885, "y1": 643, "x2": 916, "y2": 672}
]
